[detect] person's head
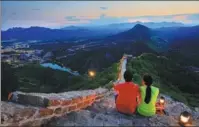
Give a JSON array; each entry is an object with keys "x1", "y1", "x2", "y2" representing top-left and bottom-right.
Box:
[
  {"x1": 143, "y1": 74, "x2": 153, "y2": 104},
  {"x1": 124, "y1": 70, "x2": 133, "y2": 82},
  {"x1": 143, "y1": 74, "x2": 153, "y2": 86}
]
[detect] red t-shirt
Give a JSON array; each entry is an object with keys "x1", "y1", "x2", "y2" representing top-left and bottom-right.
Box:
[{"x1": 114, "y1": 82, "x2": 140, "y2": 114}]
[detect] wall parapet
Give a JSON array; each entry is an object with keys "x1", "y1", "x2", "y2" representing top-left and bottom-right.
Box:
[{"x1": 1, "y1": 87, "x2": 109, "y2": 126}]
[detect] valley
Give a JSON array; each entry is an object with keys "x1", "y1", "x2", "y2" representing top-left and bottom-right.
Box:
[{"x1": 1, "y1": 23, "x2": 199, "y2": 107}]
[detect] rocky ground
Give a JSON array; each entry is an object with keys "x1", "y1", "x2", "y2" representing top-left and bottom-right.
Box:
[{"x1": 47, "y1": 91, "x2": 199, "y2": 126}]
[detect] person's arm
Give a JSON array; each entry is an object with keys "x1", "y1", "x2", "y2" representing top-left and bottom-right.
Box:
[
  {"x1": 113, "y1": 84, "x2": 120, "y2": 94},
  {"x1": 136, "y1": 86, "x2": 141, "y2": 105}
]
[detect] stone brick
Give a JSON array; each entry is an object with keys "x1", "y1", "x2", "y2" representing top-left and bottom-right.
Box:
[
  {"x1": 48, "y1": 100, "x2": 61, "y2": 106},
  {"x1": 71, "y1": 97, "x2": 82, "y2": 104},
  {"x1": 8, "y1": 123, "x2": 19, "y2": 126},
  {"x1": 39, "y1": 108, "x2": 53, "y2": 117},
  {"x1": 86, "y1": 95, "x2": 94, "y2": 100},
  {"x1": 77, "y1": 102, "x2": 84, "y2": 109},
  {"x1": 61, "y1": 100, "x2": 72, "y2": 106},
  {"x1": 95, "y1": 96, "x2": 102, "y2": 100},
  {"x1": 12, "y1": 94, "x2": 49, "y2": 108},
  {"x1": 13, "y1": 108, "x2": 36, "y2": 123},
  {"x1": 68, "y1": 105, "x2": 77, "y2": 112},
  {"x1": 84, "y1": 100, "x2": 90, "y2": 106},
  {"x1": 54, "y1": 107, "x2": 62, "y2": 114},
  {"x1": 81, "y1": 104, "x2": 88, "y2": 109},
  {"x1": 62, "y1": 106, "x2": 69, "y2": 113},
  {"x1": 91, "y1": 98, "x2": 95, "y2": 102}
]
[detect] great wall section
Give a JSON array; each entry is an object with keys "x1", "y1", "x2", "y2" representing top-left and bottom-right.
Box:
[{"x1": 1, "y1": 55, "x2": 199, "y2": 126}]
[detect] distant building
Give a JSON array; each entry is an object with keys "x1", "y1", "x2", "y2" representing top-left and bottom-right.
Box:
[
  {"x1": 19, "y1": 53, "x2": 30, "y2": 61},
  {"x1": 1, "y1": 47, "x2": 14, "y2": 53},
  {"x1": 34, "y1": 50, "x2": 43, "y2": 56},
  {"x1": 13, "y1": 43, "x2": 30, "y2": 49}
]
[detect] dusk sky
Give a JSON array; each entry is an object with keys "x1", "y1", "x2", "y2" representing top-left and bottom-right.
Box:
[{"x1": 1, "y1": 1, "x2": 199, "y2": 30}]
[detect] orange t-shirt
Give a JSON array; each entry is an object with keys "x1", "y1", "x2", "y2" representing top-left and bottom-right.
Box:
[{"x1": 114, "y1": 82, "x2": 140, "y2": 114}]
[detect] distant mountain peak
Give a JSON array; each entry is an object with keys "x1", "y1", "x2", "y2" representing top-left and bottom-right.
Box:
[{"x1": 133, "y1": 24, "x2": 150, "y2": 30}]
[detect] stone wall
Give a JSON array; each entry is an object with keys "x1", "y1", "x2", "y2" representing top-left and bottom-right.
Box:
[{"x1": 1, "y1": 88, "x2": 109, "y2": 126}]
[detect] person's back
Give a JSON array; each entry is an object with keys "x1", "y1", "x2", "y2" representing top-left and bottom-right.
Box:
[
  {"x1": 114, "y1": 82, "x2": 139, "y2": 114},
  {"x1": 137, "y1": 74, "x2": 159, "y2": 116},
  {"x1": 114, "y1": 70, "x2": 140, "y2": 115}
]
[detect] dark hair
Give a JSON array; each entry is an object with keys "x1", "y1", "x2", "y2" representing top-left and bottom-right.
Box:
[
  {"x1": 124, "y1": 70, "x2": 133, "y2": 82},
  {"x1": 143, "y1": 74, "x2": 153, "y2": 104}
]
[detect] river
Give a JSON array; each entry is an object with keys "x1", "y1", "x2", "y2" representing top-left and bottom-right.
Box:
[{"x1": 40, "y1": 63, "x2": 80, "y2": 76}]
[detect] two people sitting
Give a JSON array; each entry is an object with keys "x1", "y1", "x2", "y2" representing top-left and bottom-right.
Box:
[{"x1": 114, "y1": 70, "x2": 159, "y2": 116}]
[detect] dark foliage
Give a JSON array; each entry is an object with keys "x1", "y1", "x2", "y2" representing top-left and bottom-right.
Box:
[{"x1": 1, "y1": 62, "x2": 19, "y2": 101}]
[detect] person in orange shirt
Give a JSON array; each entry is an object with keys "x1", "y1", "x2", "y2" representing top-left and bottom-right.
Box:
[{"x1": 114, "y1": 70, "x2": 141, "y2": 115}]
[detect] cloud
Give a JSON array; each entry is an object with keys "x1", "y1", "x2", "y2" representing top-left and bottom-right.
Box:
[
  {"x1": 65, "y1": 16, "x2": 81, "y2": 21},
  {"x1": 100, "y1": 7, "x2": 108, "y2": 10},
  {"x1": 172, "y1": 15, "x2": 187, "y2": 20},
  {"x1": 128, "y1": 18, "x2": 151, "y2": 23},
  {"x1": 2, "y1": 12, "x2": 199, "y2": 30}
]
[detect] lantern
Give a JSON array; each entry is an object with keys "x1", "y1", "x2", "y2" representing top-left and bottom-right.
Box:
[
  {"x1": 160, "y1": 96, "x2": 165, "y2": 105},
  {"x1": 179, "y1": 111, "x2": 192, "y2": 126}
]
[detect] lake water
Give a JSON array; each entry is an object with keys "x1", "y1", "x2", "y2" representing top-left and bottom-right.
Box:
[{"x1": 41, "y1": 63, "x2": 80, "y2": 76}]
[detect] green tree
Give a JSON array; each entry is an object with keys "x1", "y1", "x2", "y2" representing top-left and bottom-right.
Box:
[{"x1": 1, "y1": 62, "x2": 19, "y2": 101}]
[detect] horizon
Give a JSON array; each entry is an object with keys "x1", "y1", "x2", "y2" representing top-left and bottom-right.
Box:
[
  {"x1": 2, "y1": 21, "x2": 196, "y2": 31},
  {"x1": 2, "y1": 1, "x2": 199, "y2": 30}
]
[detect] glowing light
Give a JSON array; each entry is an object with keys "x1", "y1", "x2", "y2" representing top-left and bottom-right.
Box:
[
  {"x1": 88, "y1": 71, "x2": 96, "y2": 77},
  {"x1": 160, "y1": 96, "x2": 165, "y2": 104},
  {"x1": 179, "y1": 111, "x2": 192, "y2": 126},
  {"x1": 180, "y1": 115, "x2": 190, "y2": 123}
]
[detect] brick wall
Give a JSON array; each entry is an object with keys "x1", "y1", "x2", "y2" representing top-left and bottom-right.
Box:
[{"x1": 1, "y1": 88, "x2": 109, "y2": 126}]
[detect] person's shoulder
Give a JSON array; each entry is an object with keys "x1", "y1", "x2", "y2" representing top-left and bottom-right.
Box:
[
  {"x1": 151, "y1": 85, "x2": 159, "y2": 91},
  {"x1": 139, "y1": 85, "x2": 145, "y2": 89},
  {"x1": 117, "y1": 82, "x2": 126, "y2": 86}
]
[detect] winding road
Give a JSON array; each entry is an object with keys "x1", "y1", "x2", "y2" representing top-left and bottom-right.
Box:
[{"x1": 116, "y1": 55, "x2": 131, "y2": 84}]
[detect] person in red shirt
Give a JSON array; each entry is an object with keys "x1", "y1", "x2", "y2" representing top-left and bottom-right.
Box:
[{"x1": 114, "y1": 70, "x2": 141, "y2": 115}]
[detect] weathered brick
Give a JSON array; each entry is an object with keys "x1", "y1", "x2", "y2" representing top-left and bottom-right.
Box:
[
  {"x1": 82, "y1": 104, "x2": 88, "y2": 109},
  {"x1": 81, "y1": 96, "x2": 87, "y2": 100},
  {"x1": 8, "y1": 123, "x2": 19, "y2": 126},
  {"x1": 12, "y1": 94, "x2": 49, "y2": 108},
  {"x1": 13, "y1": 108, "x2": 36, "y2": 123},
  {"x1": 91, "y1": 98, "x2": 95, "y2": 102},
  {"x1": 54, "y1": 107, "x2": 62, "y2": 114},
  {"x1": 68, "y1": 105, "x2": 77, "y2": 112},
  {"x1": 84, "y1": 100, "x2": 90, "y2": 106},
  {"x1": 77, "y1": 102, "x2": 84, "y2": 109},
  {"x1": 99, "y1": 94, "x2": 105, "y2": 98},
  {"x1": 62, "y1": 106, "x2": 69, "y2": 113},
  {"x1": 95, "y1": 99, "x2": 101, "y2": 102},
  {"x1": 39, "y1": 108, "x2": 53, "y2": 117},
  {"x1": 95, "y1": 96, "x2": 101, "y2": 100},
  {"x1": 71, "y1": 97, "x2": 82, "y2": 104},
  {"x1": 86, "y1": 94, "x2": 96, "y2": 100},
  {"x1": 61, "y1": 100, "x2": 71, "y2": 106},
  {"x1": 86, "y1": 95, "x2": 90, "y2": 99},
  {"x1": 48, "y1": 100, "x2": 61, "y2": 106}
]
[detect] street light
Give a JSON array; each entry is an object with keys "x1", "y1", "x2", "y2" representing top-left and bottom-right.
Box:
[{"x1": 179, "y1": 111, "x2": 192, "y2": 126}]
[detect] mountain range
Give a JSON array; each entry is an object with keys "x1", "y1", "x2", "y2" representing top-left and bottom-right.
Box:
[{"x1": 1, "y1": 21, "x2": 191, "y2": 42}]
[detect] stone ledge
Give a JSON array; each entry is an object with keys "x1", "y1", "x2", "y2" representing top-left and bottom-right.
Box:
[{"x1": 2, "y1": 88, "x2": 109, "y2": 126}]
